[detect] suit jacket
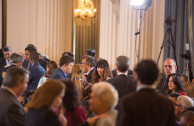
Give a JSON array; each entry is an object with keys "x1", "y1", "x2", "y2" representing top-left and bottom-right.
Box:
[
  {"x1": 116, "y1": 88, "x2": 176, "y2": 126},
  {"x1": 156, "y1": 76, "x2": 168, "y2": 95},
  {"x1": 86, "y1": 68, "x2": 94, "y2": 83},
  {"x1": 27, "y1": 62, "x2": 46, "y2": 91},
  {"x1": 112, "y1": 69, "x2": 134, "y2": 78},
  {"x1": 0, "y1": 58, "x2": 6, "y2": 70},
  {"x1": 0, "y1": 88, "x2": 25, "y2": 126},
  {"x1": 26, "y1": 108, "x2": 62, "y2": 126},
  {"x1": 50, "y1": 68, "x2": 69, "y2": 80},
  {"x1": 0, "y1": 65, "x2": 17, "y2": 86},
  {"x1": 106, "y1": 74, "x2": 136, "y2": 109},
  {"x1": 22, "y1": 59, "x2": 47, "y2": 71},
  {"x1": 107, "y1": 74, "x2": 136, "y2": 99}
]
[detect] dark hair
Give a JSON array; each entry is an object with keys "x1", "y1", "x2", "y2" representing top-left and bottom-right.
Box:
[
  {"x1": 46, "y1": 61, "x2": 58, "y2": 76},
  {"x1": 61, "y1": 80, "x2": 81, "y2": 112},
  {"x1": 134, "y1": 59, "x2": 159, "y2": 85},
  {"x1": 167, "y1": 73, "x2": 185, "y2": 95},
  {"x1": 168, "y1": 92, "x2": 181, "y2": 98},
  {"x1": 82, "y1": 55, "x2": 95, "y2": 67},
  {"x1": 25, "y1": 44, "x2": 37, "y2": 52},
  {"x1": 92, "y1": 59, "x2": 112, "y2": 83},
  {"x1": 3, "y1": 67, "x2": 29, "y2": 88},
  {"x1": 86, "y1": 49, "x2": 96, "y2": 58},
  {"x1": 62, "y1": 52, "x2": 74, "y2": 59},
  {"x1": 3, "y1": 46, "x2": 12, "y2": 52},
  {"x1": 11, "y1": 54, "x2": 23, "y2": 63},
  {"x1": 183, "y1": 107, "x2": 194, "y2": 114},
  {"x1": 116, "y1": 56, "x2": 130, "y2": 72},
  {"x1": 181, "y1": 74, "x2": 188, "y2": 81},
  {"x1": 30, "y1": 51, "x2": 39, "y2": 62},
  {"x1": 10, "y1": 53, "x2": 17, "y2": 60},
  {"x1": 59, "y1": 56, "x2": 74, "y2": 67}
]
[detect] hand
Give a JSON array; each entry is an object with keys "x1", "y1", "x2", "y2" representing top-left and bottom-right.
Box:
[
  {"x1": 58, "y1": 114, "x2": 67, "y2": 126},
  {"x1": 17, "y1": 96, "x2": 24, "y2": 103},
  {"x1": 87, "y1": 114, "x2": 108, "y2": 125}
]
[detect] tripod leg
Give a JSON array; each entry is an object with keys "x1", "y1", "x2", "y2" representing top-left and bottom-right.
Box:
[{"x1": 157, "y1": 30, "x2": 169, "y2": 64}]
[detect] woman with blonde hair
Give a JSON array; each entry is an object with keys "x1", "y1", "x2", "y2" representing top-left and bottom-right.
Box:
[
  {"x1": 71, "y1": 64, "x2": 86, "y2": 95},
  {"x1": 71, "y1": 64, "x2": 91, "y2": 100},
  {"x1": 25, "y1": 80, "x2": 67, "y2": 126}
]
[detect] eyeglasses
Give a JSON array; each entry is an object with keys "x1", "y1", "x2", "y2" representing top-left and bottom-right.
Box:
[
  {"x1": 174, "y1": 103, "x2": 182, "y2": 107},
  {"x1": 163, "y1": 65, "x2": 175, "y2": 68}
]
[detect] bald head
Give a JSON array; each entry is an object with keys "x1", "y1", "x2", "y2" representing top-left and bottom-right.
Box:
[{"x1": 163, "y1": 58, "x2": 177, "y2": 76}]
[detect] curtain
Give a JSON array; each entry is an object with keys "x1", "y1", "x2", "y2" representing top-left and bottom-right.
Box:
[
  {"x1": 165, "y1": 0, "x2": 194, "y2": 80},
  {"x1": 2, "y1": 0, "x2": 5, "y2": 48},
  {"x1": 6, "y1": 0, "x2": 73, "y2": 65},
  {"x1": 73, "y1": 0, "x2": 100, "y2": 63},
  {"x1": 99, "y1": 0, "x2": 166, "y2": 70}
]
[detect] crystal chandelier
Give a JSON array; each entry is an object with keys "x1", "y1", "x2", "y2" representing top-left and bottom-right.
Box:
[{"x1": 74, "y1": 0, "x2": 96, "y2": 25}]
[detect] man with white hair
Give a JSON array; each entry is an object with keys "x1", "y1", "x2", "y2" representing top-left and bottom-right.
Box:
[
  {"x1": 175, "y1": 95, "x2": 194, "y2": 120},
  {"x1": 89, "y1": 82, "x2": 118, "y2": 126}
]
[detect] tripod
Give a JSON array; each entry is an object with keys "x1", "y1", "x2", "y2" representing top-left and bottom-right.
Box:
[{"x1": 157, "y1": 24, "x2": 179, "y2": 72}]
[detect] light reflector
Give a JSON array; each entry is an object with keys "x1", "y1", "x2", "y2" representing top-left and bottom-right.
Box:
[
  {"x1": 130, "y1": 0, "x2": 145, "y2": 6},
  {"x1": 130, "y1": 0, "x2": 152, "y2": 10}
]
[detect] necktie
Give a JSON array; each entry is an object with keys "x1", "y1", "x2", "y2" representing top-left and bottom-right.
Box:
[
  {"x1": 8, "y1": 60, "x2": 11, "y2": 65},
  {"x1": 27, "y1": 62, "x2": 32, "y2": 70}
]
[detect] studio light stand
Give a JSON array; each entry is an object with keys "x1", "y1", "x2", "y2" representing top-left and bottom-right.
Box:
[
  {"x1": 130, "y1": 0, "x2": 152, "y2": 63},
  {"x1": 135, "y1": 10, "x2": 143, "y2": 63},
  {"x1": 157, "y1": 17, "x2": 179, "y2": 72}
]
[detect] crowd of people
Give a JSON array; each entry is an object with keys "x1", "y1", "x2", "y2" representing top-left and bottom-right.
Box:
[{"x1": 0, "y1": 44, "x2": 193, "y2": 126}]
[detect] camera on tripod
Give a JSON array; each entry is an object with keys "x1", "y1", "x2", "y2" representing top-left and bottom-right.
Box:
[
  {"x1": 180, "y1": 51, "x2": 190, "y2": 60},
  {"x1": 180, "y1": 44, "x2": 190, "y2": 60},
  {"x1": 165, "y1": 16, "x2": 175, "y2": 26}
]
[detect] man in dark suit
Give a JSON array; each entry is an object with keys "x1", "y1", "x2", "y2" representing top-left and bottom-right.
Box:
[
  {"x1": 156, "y1": 58, "x2": 177, "y2": 95},
  {"x1": 0, "y1": 54, "x2": 23, "y2": 86},
  {"x1": 112, "y1": 69, "x2": 133, "y2": 78},
  {"x1": 22, "y1": 44, "x2": 47, "y2": 70},
  {"x1": 0, "y1": 67, "x2": 29, "y2": 126},
  {"x1": 26, "y1": 51, "x2": 46, "y2": 91},
  {"x1": 50, "y1": 56, "x2": 74, "y2": 80},
  {"x1": 82, "y1": 55, "x2": 96, "y2": 83},
  {"x1": 116, "y1": 60, "x2": 176, "y2": 126},
  {"x1": 0, "y1": 47, "x2": 12, "y2": 70},
  {"x1": 107, "y1": 56, "x2": 136, "y2": 108}
]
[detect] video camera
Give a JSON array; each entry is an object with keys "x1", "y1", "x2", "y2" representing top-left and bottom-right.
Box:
[
  {"x1": 165, "y1": 16, "x2": 175, "y2": 26},
  {"x1": 180, "y1": 44, "x2": 191, "y2": 60},
  {"x1": 180, "y1": 51, "x2": 190, "y2": 60}
]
